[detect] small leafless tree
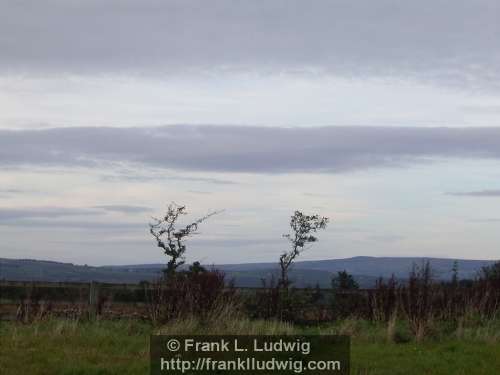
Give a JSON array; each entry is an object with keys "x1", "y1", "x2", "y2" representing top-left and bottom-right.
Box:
[
  {"x1": 279, "y1": 210, "x2": 329, "y2": 289},
  {"x1": 149, "y1": 202, "x2": 221, "y2": 277}
]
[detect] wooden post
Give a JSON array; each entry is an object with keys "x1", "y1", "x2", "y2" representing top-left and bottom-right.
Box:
[{"x1": 89, "y1": 281, "x2": 100, "y2": 320}]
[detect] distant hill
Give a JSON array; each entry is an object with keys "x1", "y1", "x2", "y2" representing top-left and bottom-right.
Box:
[
  {"x1": 0, "y1": 256, "x2": 496, "y2": 288},
  {"x1": 0, "y1": 258, "x2": 161, "y2": 284}
]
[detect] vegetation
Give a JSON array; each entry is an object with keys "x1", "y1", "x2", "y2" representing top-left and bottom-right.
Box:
[
  {"x1": 332, "y1": 270, "x2": 360, "y2": 290},
  {"x1": 1, "y1": 257, "x2": 495, "y2": 287},
  {"x1": 1, "y1": 272, "x2": 498, "y2": 374},
  {"x1": 149, "y1": 203, "x2": 220, "y2": 276},
  {"x1": 279, "y1": 210, "x2": 329, "y2": 289},
  {"x1": 1, "y1": 202, "x2": 499, "y2": 374},
  {"x1": 1, "y1": 316, "x2": 499, "y2": 375},
  {"x1": 145, "y1": 265, "x2": 236, "y2": 324}
]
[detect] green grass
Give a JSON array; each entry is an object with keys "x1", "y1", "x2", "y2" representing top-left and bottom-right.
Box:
[
  {"x1": 0, "y1": 320, "x2": 150, "y2": 375},
  {"x1": 0, "y1": 317, "x2": 499, "y2": 374}
]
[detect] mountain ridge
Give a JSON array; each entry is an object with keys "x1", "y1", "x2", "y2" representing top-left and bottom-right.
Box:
[{"x1": 1, "y1": 256, "x2": 496, "y2": 288}]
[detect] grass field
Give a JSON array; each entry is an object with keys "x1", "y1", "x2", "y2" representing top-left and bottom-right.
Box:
[{"x1": 1, "y1": 317, "x2": 499, "y2": 375}]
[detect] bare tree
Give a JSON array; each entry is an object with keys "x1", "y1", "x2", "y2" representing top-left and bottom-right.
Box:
[
  {"x1": 279, "y1": 210, "x2": 329, "y2": 289},
  {"x1": 149, "y1": 202, "x2": 221, "y2": 277}
]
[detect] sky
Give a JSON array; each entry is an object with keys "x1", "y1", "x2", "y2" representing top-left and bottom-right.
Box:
[{"x1": 1, "y1": 0, "x2": 499, "y2": 265}]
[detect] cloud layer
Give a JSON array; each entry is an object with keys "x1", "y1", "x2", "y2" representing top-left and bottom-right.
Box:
[
  {"x1": 94, "y1": 205, "x2": 153, "y2": 214},
  {"x1": 0, "y1": 207, "x2": 102, "y2": 222},
  {"x1": 1, "y1": 1, "x2": 499, "y2": 91},
  {"x1": 447, "y1": 190, "x2": 500, "y2": 197},
  {"x1": 2, "y1": 125, "x2": 500, "y2": 173}
]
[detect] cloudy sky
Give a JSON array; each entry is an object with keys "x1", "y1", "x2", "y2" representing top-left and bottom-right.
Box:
[{"x1": 1, "y1": 0, "x2": 499, "y2": 265}]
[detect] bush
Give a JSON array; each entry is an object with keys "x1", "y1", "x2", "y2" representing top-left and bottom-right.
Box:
[{"x1": 145, "y1": 268, "x2": 236, "y2": 325}]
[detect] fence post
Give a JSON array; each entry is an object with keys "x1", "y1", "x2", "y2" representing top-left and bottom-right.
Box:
[{"x1": 89, "y1": 281, "x2": 100, "y2": 320}]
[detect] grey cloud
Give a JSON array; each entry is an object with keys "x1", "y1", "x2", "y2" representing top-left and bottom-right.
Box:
[
  {"x1": 0, "y1": 189, "x2": 27, "y2": 194},
  {"x1": 469, "y1": 219, "x2": 500, "y2": 223},
  {"x1": 0, "y1": 189, "x2": 27, "y2": 198},
  {"x1": 461, "y1": 106, "x2": 500, "y2": 114},
  {"x1": 191, "y1": 237, "x2": 284, "y2": 248},
  {"x1": 0, "y1": 188, "x2": 49, "y2": 198},
  {"x1": 366, "y1": 234, "x2": 405, "y2": 243},
  {"x1": 1, "y1": 1, "x2": 499, "y2": 91},
  {"x1": 2, "y1": 125, "x2": 500, "y2": 174},
  {"x1": 188, "y1": 190, "x2": 213, "y2": 195},
  {"x1": 47, "y1": 238, "x2": 150, "y2": 247},
  {"x1": 100, "y1": 172, "x2": 237, "y2": 185},
  {"x1": 303, "y1": 193, "x2": 331, "y2": 198},
  {"x1": 94, "y1": 205, "x2": 153, "y2": 214},
  {"x1": 447, "y1": 190, "x2": 500, "y2": 197},
  {"x1": 0, "y1": 188, "x2": 45, "y2": 195},
  {"x1": 0, "y1": 218, "x2": 145, "y2": 231},
  {"x1": 0, "y1": 207, "x2": 103, "y2": 221}
]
